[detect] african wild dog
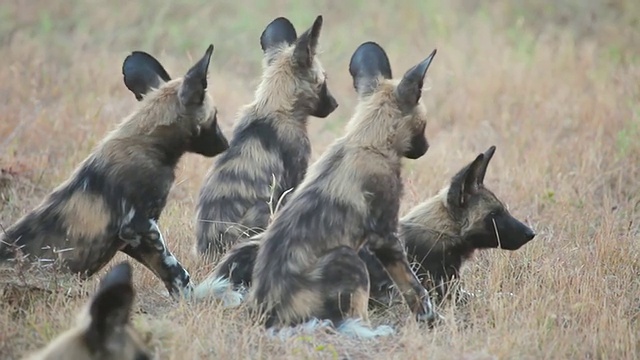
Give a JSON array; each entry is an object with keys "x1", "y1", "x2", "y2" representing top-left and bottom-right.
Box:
[
  {"x1": 365, "y1": 146, "x2": 537, "y2": 307},
  {"x1": 0, "y1": 45, "x2": 229, "y2": 298},
  {"x1": 23, "y1": 262, "x2": 152, "y2": 360},
  {"x1": 236, "y1": 41, "x2": 440, "y2": 337},
  {"x1": 194, "y1": 15, "x2": 338, "y2": 261}
]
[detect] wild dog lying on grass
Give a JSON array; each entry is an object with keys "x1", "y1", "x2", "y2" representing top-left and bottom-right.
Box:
[
  {"x1": 0, "y1": 45, "x2": 229, "y2": 299},
  {"x1": 23, "y1": 261, "x2": 153, "y2": 360},
  {"x1": 205, "y1": 41, "x2": 441, "y2": 338},
  {"x1": 194, "y1": 15, "x2": 338, "y2": 261},
  {"x1": 365, "y1": 146, "x2": 537, "y2": 307}
]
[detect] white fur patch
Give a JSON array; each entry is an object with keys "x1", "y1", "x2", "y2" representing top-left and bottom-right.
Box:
[
  {"x1": 121, "y1": 202, "x2": 135, "y2": 226},
  {"x1": 148, "y1": 219, "x2": 179, "y2": 267},
  {"x1": 336, "y1": 318, "x2": 395, "y2": 339},
  {"x1": 192, "y1": 276, "x2": 244, "y2": 308},
  {"x1": 266, "y1": 318, "x2": 395, "y2": 341},
  {"x1": 172, "y1": 277, "x2": 194, "y2": 299},
  {"x1": 266, "y1": 318, "x2": 334, "y2": 340}
]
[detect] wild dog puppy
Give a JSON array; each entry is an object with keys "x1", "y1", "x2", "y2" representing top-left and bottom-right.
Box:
[
  {"x1": 366, "y1": 146, "x2": 537, "y2": 307},
  {"x1": 23, "y1": 261, "x2": 153, "y2": 360},
  {"x1": 244, "y1": 41, "x2": 440, "y2": 337},
  {"x1": 194, "y1": 15, "x2": 338, "y2": 260},
  {"x1": 0, "y1": 45, "x2": 229, "y2": 299}
]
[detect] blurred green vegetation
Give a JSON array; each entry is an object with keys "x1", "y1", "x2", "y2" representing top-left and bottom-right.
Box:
[{"x1": 1, "y1": 0, "x2": 638, "y2": 67}]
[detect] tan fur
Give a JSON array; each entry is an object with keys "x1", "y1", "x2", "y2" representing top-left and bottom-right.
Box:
[
  {"x1": 61, "y1": 192, "x2": 110, "y2": 241},
  {"x1": 24, "y1": 325, "x2": 149, "y2": 360},
  {"x1": 345, "y1": 80, "x2": 428, "y2": 157},
  {"x1": 250, "y1": 45, "x2": 326, "y2": 119},
  {"x1": 400, "y1": 187, "x2": 457, "y2": 238},
  {"x1": 113, "y1": 80, "x2": 215, "y2": 139},
  {"x1": 348, "y1": 288, "x2": 371, "y2": 321},
  {"x1": 284, "y1": 289, "x2": 324, "y2": 325}
]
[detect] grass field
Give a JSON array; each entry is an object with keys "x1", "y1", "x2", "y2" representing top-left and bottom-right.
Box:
[{"x1": 1, "y1": 0, "x2": 640, "y2": 358}]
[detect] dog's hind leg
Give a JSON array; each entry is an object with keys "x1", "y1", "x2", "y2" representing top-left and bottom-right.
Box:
[
  {"x1": 311, "y1": 246, "x2": 394, "y2": 339},
  {"x1": 120, "y1": 219, "x2": 193, "y2": 299},
  {"x1": 358, "y1": 246, "x2": 397, "y2": 309}
]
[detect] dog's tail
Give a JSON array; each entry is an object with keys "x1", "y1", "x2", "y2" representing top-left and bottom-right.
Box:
[
  {"x1": 266, "y1": 318, "x2": 395, "y2": 340},
  {"x1": 191, "y1": 275, "x2": 245, "y2": 308},
  {"x1": 335, "y1": 318, "x2": 395, "y2": 339}
]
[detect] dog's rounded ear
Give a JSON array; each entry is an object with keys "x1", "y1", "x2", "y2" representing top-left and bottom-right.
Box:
[
  {"x1": 260, "y1": 17, "x2": 297, "y2": 53},
  {"x1": 349, "y1": 41, "x2": 392, "y2": 97},
  {"x1": 122, "y1": 51, "x2": 172, "y2": 101}
]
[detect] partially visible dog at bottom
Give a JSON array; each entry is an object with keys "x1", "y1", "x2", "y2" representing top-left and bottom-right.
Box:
[
  {"x1": 23, "y1": 261, "x2": 152, "y2": 360},
  {"x1": 365, "y1": 145, "x2": 537, "y2": 307}
]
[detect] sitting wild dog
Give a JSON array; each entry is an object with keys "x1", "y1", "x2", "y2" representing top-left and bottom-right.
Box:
[
  {"x1": 365, "y1": 146, "x2": 537, "y2": 307},
  {"x1": 0, "y1": 45, "x2": 229, "y2": 299},
  {"x1": 240, "y1": 41, "x2": 441, "y2": 338},
  {"x1": 194, "y1": 15, "x2": 338, "y2": 260},
  {"x1": 23, "y1": 261, "x2": 153, "y2": 360}
]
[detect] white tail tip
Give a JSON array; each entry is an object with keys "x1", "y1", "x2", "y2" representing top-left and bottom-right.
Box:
[
  {"x1": 266, "y1": 318, "x2": 334, "y2": 340},
  {"x1": 265, "y1": 318, "x2": 395, "y2": 340},
  {"x1": 337, "y1": 318, "x2": 395, "y2": 339},
  {"x1": 192, "y1": 276, "x2": 244, "y2": 308}
]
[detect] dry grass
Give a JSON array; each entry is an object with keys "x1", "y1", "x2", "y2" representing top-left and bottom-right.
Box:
[{"x1": 1, "y1": 0, "x2": 640, "y2": 358}]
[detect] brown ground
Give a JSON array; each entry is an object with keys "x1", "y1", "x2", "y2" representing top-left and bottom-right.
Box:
[{"x1": 1, "y1": 0, "x2": 639, "y2": 359}]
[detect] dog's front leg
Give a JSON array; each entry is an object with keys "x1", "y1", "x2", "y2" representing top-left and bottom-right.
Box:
[
  {"x1": 367, "y1": 232, "x2": 442, "y2": 327},
  {"x1": 120, "y1": 219, "x2": 193, "y2": 299}
]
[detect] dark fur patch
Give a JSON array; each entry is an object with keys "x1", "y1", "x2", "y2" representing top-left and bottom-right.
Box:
[{"x1": 122, "y1": 51, "x2": 172, "y2": 101}]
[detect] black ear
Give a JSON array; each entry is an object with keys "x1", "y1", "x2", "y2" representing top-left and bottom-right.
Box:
[
  {"x1": 85, "y1": 262, "x2": 135, "y2": 351},
  {"x1": 179, "y1": 44, "x2": 214, "y2": 108},
  {"x1": 122, "y1": 51, "x2": 172, "y2": 101},
  {"x1": 395, "y1": 49, "x2": 437, "y2": 111},
  {"x1": 348, "y1": 41, "x2": 393, "y2": 97},
  {"x1": 477, "y1": 145, "x2": 496, "y2": 185},
  {"x1": 260, "y1": 17, "x2": 297, "y2": 53},
  {"x1": 293, "y1": 15, "x2": 323, "y2": 68},
  {"x1": 448, "y1": 153, "x2": 485, "y2": 208}
]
